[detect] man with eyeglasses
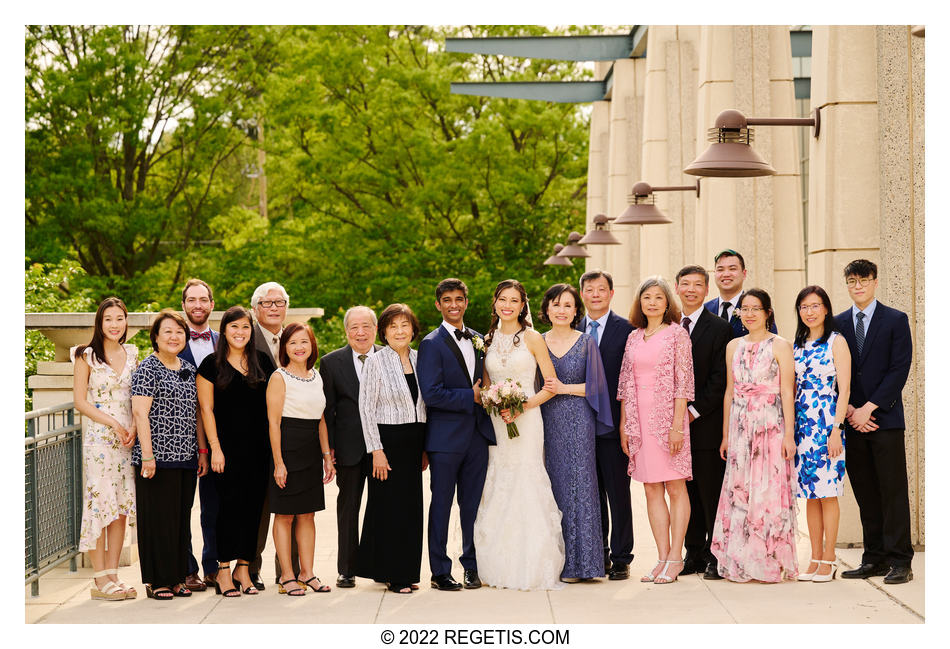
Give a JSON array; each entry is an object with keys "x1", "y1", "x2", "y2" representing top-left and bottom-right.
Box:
[
  {"x1": 833, "y1": 259, "x2": 914, "y2": 584},
  {"x1": 249, "y1": 281, "x2": 294, "y2": 591},
  {"x1": 177, "y1": 278, "x2": 216, "y2": 592},
  {"x1": 704, "y1": 249, "x2": 777, "y2": 338}
]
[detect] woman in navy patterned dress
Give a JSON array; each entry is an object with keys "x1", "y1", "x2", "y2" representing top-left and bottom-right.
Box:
[
  {"x1": 131, "y1": 310, "x2": 207, "y2": 600},
  {"x1": 793, "y1": 286, "x2": 852, "y2": 582},
  {"x1": 539, "y1": 284, "x2": 613, "y2": 581}
]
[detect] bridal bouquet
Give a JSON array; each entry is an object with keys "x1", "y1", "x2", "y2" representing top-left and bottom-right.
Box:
[{"x1": 481, "y1": 379, "x2": 527, "y2": 439}]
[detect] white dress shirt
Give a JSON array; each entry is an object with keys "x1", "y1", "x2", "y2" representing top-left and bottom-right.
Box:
[
  {"x1": 852, "y1": 298, "x2": 878, "y2": 331},
  {"x1": 352, "y1": 346, "x2": 375, "y2": 382},
  {"x1": 187, "y1": 326, "x2": 215, "y2": 368},
  {"x1": 261, "y1": 326, "x2": 283, "y2": 363},
  {"x1": 585, "y1": 312, "x2": 611, "y2": 347},
  {"x1": 442, "y1": 320, "x2": 475, "y2": 380},
  {"x1": 679, "y1": 308, "x2": 702, "y2": 421},
  {"x1": 716, "y1": 292, "x2": 743, "y2": 322}
]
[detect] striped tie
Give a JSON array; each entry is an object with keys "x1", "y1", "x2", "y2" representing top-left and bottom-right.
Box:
[{"x1": 855, "y1": 312, "x2": 866, "y2": 356}]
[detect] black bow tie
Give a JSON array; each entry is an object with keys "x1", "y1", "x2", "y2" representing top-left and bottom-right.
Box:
[{"x1": 454, "y1": 328, "x2": 472, "y2": 341}]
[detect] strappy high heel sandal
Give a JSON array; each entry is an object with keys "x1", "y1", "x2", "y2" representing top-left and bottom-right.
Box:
[
  {"x1": 232, "y1": 561, "x2": 259, "y2": 595},
  {"x1": 798, "y1": 558, "x2": 821, "y2": 581},
  {"x1": 278, "y1": 578, "x2": 305, "y2": 596},
  {"x1": 145, "y1": 584, "x2": 175, "y2": 600},
  {"x1": 215, "y1": 563, "x2": 240, "y2": 597},
  {"x1": 641, "y1": 560, "x2": 665, "y2": 583},
  {"x1": 90, "y1": 570, "x2": 125, "y2": 601},
  {"x1": 299, "y1": 576, "x2": 330, "y2": 593},
  {"x1": 654, "y1": 560, "x2": 684, "y2": 584},
  {"x1": 812, "y1": 559, "x2": 838, "y2": 583}
]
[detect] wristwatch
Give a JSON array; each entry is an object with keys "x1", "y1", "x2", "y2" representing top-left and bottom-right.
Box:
[{"x1": 836, "y1": 422, "x2": 845, "y2": 431}]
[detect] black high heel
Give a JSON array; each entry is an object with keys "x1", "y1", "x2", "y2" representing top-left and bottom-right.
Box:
[{"x1": 233, "y1": 561, "x2": 259, "y2": 595}]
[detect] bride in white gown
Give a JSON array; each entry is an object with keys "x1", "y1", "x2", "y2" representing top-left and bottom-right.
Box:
[{"x1": 473, "y1": 280, "x2": 566, "y2": 590}]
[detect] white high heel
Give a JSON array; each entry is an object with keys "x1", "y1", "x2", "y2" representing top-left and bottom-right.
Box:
[
  {"x1": 798, "y1": 558, "x2": 821, "y2": 581},
  {"x1": 812, "y1": 559, "x2": 837, "y2": 583}
]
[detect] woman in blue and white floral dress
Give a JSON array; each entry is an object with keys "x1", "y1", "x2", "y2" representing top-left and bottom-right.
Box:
[{"x1": 793, "y1": 286, "x2": 851, "y2": 582}]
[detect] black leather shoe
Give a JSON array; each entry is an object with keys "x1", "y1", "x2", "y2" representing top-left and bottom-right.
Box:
[
  {"x1": 249, "y1": 573, "x2": 266, "y2": 591},
  {"x1": 607, "y1": 564, "x2": 630, "y2": 580},
  {"x1": 202, "y1": 572, "x2": 218, "y2": 589},
  {"x1": 680, "y1": 557, "x2": 702, "y2": 576},
  {"x1": 463, "y1": 570, "x2": 482, "y2": 589},
  {"x1": 336, "y1": 575, "x2": 356, "y2": 588},
  {"x1": 841, "y1": 563, "x2": 889, "y2": 579},
  {"x1": 883, "y1": 566, "x2": 913, "y2": 584},
  {"x1": 603, "y1": 552, "x2": 612, "y2": 574},
  {"x1": 430, "y1": 574, "x2": 463, "y2": 591},
  {"x1": 703, "y1": 562, "x2": 723, "y2": 580}
]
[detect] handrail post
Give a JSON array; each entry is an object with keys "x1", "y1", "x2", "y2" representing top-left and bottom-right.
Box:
[{"x1": 27, "y1": 416, "x2": 40, "y2": 597}]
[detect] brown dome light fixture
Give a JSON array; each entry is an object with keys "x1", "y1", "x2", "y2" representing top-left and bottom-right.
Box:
[
  {"x1": 684, "y1": 108, "x2": 821, "y2": 178},
  {"x1": 543, "y1": 243, "x2": 573, "y2": 266},
  {"x1": 911, "y1": 25, "x2": 924, "y2": 38},
  {"x1": 578, "y1": 214, "x2": 622, "y2": 245},
  {"x1": 557, "y1": 231, "x2": 591, "y2": 259},
  {"x1": 614, "y1": 180, "x2": 700, "y2": 225}
]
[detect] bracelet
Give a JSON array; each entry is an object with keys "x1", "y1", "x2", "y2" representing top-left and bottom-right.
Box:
[
  {"x1": 323, "y1": 452, "x2": 331, "y2": 457},
  {"x1": 671, "y1": 430, "x2": 683, "y2": 435},
  {"x1": 141, "y1": 456, "x2": 155, "y2": 462},
  {"x1": 198, "y1": 448, "x2": 209, "y2": 454}
]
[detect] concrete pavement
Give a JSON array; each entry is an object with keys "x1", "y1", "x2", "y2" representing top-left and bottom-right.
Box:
[{"x1": 26, "y1": 473, "x2": 924, "y2": 624}]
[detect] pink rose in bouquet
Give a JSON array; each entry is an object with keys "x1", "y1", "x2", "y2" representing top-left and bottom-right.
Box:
[{"x1": 481, "y1": 378, "x2": 527, "y2": 439}]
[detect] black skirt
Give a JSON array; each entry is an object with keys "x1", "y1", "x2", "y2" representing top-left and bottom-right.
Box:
[
  {"x1": 268, "y1": 417, "x2": 325, "y2": 515},
  {"x1": 356, "y1": 422, "x2": 425, "y2": 586}
]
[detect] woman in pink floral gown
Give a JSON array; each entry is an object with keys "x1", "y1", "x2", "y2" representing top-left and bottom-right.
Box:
[{"x1": 711, "y1": 289, "x2": 799, "y2": 582}]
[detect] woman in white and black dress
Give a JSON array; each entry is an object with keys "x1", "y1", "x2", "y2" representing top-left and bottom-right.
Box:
[
  {"x1": 357, "y1": 304, "x2": 427, "y2": 594},
  {"x1": 266, "y1": 323, "x2": 335, "y2": 596}
]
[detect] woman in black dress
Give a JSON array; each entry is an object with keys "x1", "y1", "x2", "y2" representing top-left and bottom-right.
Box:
[
  {"x1": 196, "y1": 306, "x2": 274, "y2": 597},
  {"x1": 357, "y1": 304, "x2": 427, "y2": 594}
]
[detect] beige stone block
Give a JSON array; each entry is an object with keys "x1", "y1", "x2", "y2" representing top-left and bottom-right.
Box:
[
  {"x1": 698, "y1": 25, "x2": 736, "y2": 83},
  {"x1": 773, "y1": 269, "x2": 804, "y2": 336},
  {"x1": 816, "y1": 26, "x2": 878, "y2": 105},
  {"x1": 768, "y1": 25, "x2": 795, "y2": 80},
  {"x1": 642, "y1": 69, "x2": 668, "y2": 142},
  {"x1": 768, "y1": 83, "x2": 804, "y2": 175},
  {"x1": 36, "y1": 361, "x2": 74, "y2": 375},
  {"x1": 645, "y1": 26, "x2": 676, "y2": 73}
]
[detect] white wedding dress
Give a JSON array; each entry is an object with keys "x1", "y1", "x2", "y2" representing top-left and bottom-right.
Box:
[{"x1": 473, "y1": 331, "x2": 566, "y2": 590}]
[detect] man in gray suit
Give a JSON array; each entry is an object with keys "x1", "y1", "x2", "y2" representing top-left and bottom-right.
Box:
[
  {"x1": 319, "y1": 306, "x2": 381, "y2": 588},
  {"x1": 248, "y1": 281, "x2": 295, "y2": 590}
]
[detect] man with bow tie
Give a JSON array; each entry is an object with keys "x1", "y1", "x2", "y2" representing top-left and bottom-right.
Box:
[{"x1": 178, "y1": 278, "x2": 218, "y2": 592}]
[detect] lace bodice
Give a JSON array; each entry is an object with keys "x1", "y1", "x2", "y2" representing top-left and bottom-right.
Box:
[{"x1": 484, "y1": 331, "x2": 538, "y2": 396}]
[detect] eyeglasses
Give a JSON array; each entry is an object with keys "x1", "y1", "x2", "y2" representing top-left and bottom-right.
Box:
[
  {"x1": 798, "y1": 304, "x2": 824, "y2": 313},
  {"x1": 258, "y1": 299, "x2": 287, "y2": 308},
  {"x1": 738, "y1": 306, "x2": 765, "y2": 314},
  {"x1": 846, "y1": 277, "x2": 874, "y2": 288}
]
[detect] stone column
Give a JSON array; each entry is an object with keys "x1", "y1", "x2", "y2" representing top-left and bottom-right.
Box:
[{"x1": 584, "y1": 97, "x2": 611, "y2": 275}]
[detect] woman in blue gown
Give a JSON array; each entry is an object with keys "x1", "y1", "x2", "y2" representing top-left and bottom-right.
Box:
[{"x1": 539, "y1": 284, "x2": 614, "y2": 581}]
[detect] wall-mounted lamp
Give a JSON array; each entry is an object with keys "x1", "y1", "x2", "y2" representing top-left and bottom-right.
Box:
[
  {"x1": 614, "y1": 180, "x2": 700, "y2": 225},
  {"x1": 911, "y1": 25, "x2": 924, "y2": 37},
  {"x1": 557, "y1": 231, "x2": 591, "y2": 259},
  {"x1": 543, "y1": 243, "x2": 573, "y2": 266},
  {"x1": 578, "y1": 214, "x2": 622, "y2": 245},
  {"x1": 684, "y1": 108, "x2": 820, "y2": 178}
]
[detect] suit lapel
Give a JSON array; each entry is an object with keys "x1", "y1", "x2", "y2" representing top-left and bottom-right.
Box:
[
  {"x1": 688, "y1": 308, "x2": 710, "y2": 343},
  {"x1": 439, "y1": 326, "x2": 472, "y2": 385},
  {"x1": 340, "y1": 344, "x2": 361, "y2": 392}
]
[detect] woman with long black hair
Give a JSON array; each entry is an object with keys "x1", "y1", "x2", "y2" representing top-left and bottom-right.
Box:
[{"x1": 196, "y1": 306, "x2": 275, "y2": 596}]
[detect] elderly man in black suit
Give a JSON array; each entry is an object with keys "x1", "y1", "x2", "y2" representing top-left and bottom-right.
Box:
[
  {"x1": 576, "y1": 270, "x2": 635, "y2": 580},
  {"x1": 674, "y1": 266, "x2": 732, "y2": 580},
  {"x1": 834, "y1": 259, "x2": 914, "y2": 585},
  {"x1": 318, "y1": 306, "x2": 381, "y2": 588}
]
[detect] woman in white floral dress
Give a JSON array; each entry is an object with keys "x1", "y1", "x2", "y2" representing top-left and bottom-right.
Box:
[{"x1": 71, "y1": 297, "x2": 139, "y2": 600}]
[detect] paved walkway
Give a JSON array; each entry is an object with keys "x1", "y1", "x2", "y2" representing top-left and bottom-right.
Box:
[{"x1": 26, "y1": 474, "x2": 924, "y2": 625}]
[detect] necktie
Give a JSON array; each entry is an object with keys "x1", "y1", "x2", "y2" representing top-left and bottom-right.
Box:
[
  {"x1": 588, "y1": 320, "x2": 600, "y2": 345},
  {"x1": 190, "y1": 330, "x2": 211, "y2": 341},
  {"x1": 719, "y1": 301, "x2": 731, "y2": 321},
  {"x1": 454, "y1": 328, "x2": 473, "y2": 341},
  {"x1": 855, "y1": 312, "x2": 866, "y2": 356},
  {"x1": 682, "y1": 317, "x2": 691, "y2": 335},
  {"x1": 358, "y1": 354, "x2": 367, "y2": 364}
]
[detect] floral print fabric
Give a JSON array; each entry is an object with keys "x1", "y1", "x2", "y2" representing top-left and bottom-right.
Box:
[
  {"x1": 794, "y1": 332, "x2": 846, "y2": 498},
  {"x1": 711, "y1": 337, "x2": 798, "y2": 582},
  {"x1": 70, "y1": 344, "x2": 138, "y2": 551}
]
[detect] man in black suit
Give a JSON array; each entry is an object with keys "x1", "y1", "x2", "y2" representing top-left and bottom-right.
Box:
[
  {"x1": 249, "y1": 281, "x2": 294, "y2": 591},
  {"x1": 318, "y1": 306, "x2": 381, "y2": 588},
  {"x1": 577, "y1": 270, "x2": 635, "y2": 580},
  {"x1": 178, "y1": 278, "x2": 217, "y2": 591},
  {"x1": 674, "y1": 266, "x2": 731, "y2": 580},
  {"x1": 704, "y1": 249, "x2": 777, "y2": 338},
  {"x1": 834, "y1": 259, "x2": 914, "y2": 585}
]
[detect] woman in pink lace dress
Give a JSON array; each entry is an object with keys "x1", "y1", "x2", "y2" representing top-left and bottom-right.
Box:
[
  {"x1": 711, "y1": 288, "x2": 799, "y2": 582},
  {"x1": 618, "y1": 276, "x2": 694, "y2": 585}
]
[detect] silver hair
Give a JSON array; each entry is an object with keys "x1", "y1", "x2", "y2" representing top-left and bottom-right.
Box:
[
  {"x1": 250, "y1": 282, "x2": 290, "y2": 310},
  {"x1": 343, "y1": 305, "x2": 378, "y2": 330}
]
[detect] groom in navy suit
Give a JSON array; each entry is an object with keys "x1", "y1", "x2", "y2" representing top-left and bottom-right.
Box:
[
  {"x1": 418, "y1": 278, "x2": 495, "y2": 591},
  {"x1": 834, "y1": 259, "x2": 914, "y2": 584},
  {"x1": 704, "y1": 249, "x2": 777, "y2": 337}
]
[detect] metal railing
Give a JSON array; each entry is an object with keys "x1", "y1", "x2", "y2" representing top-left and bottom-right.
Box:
[{"x1": 25, "y1": 402, "x2": 82, "y2": 596}]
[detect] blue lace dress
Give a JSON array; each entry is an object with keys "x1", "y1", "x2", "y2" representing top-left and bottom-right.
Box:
[
  {"x1": 540, "y1": 333, "x2": 613, "y2": 580},
  {"x1": 794, "y1": 332, "x2": 846, "y2": 498}
]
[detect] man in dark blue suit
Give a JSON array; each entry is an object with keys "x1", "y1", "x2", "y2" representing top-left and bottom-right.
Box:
[
  {"x1": 704, "y1": 249, "x2": 777, "y2": 337},
  {"x1": 417, "y1": 278, "x2": 495, "y2": 591},
  {"x1": 834, "y1": 259, "x2": 914, "y2": 585},
  {"x1": 577, "y1": 270, "x2": 634, "y2": 580},
  {"x1": 178, "y1": 278, "x2": 217, "y2": 591}
]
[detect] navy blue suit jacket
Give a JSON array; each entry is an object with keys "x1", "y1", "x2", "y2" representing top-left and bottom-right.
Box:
[
  {"x1": 418, "y1": 325, "x2": 495, "y2": 453},
  {"x1": 705, "y1": 295, "x2": 778, "y2": 338},
  {"x1": 577, "y1": 311, "x2": 634, "y2": 440},
  {"x1": 178, "y1": 329, "x2": 219, "y2": 368},
  {"x1": 834, "y1": 302, "x2": 912, "y2": 430}
]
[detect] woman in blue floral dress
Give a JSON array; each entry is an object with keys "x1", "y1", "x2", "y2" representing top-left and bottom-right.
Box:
[{"x1": 793, "y1": 286, "x2": 851, "y2": 582}]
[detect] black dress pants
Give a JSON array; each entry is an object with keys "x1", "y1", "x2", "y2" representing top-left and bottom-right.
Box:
[
  {"x1": 845, "y1": 426, "x2": 914, "y2": 567},
  {"x1": 684, "y1": 449, "x2": 726, "y2": 565},
  {"x1": 135, "y1": 468, "x2": 197, "y2": 588},
  {"x1": 594, "y1": 436, "x2": 634, "y2": 566},
  {"x1": 336, "y1": 460, "x2": 367, "y2": 577}
]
